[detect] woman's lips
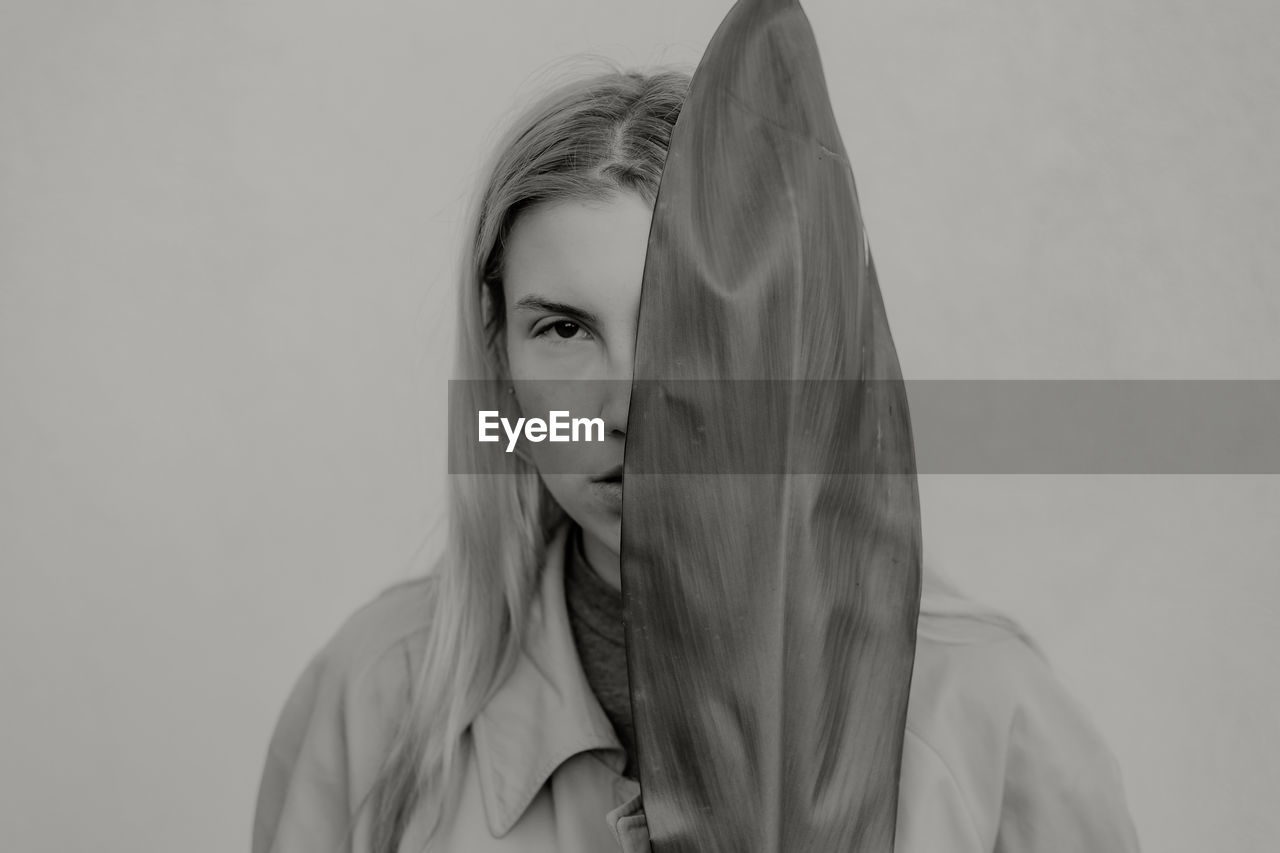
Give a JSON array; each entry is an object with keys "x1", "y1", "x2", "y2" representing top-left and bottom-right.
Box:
[
  {"x1": 590, "y1": 477, "x2": 623, "y2": 512},
  {"x1": 593, "y1": 465, "x2": 624, "y2": 483}
]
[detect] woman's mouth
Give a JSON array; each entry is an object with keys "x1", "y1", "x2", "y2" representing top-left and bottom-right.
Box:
[
  {"x1": 594, "y1": 466, "x2": 623, "y2": 484},
  {"x1": 590, "y1": 467, "x2": 624, "y2": 511}
]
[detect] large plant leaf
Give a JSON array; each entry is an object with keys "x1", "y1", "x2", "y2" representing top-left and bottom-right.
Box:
[{"x1": 620, "y1": 1, "x2": 923, "y2": 850}]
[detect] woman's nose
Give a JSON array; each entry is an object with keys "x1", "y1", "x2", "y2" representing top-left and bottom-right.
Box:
[
  {"x1": 599, "y1": 381, "x2": 629, "y2": 437},
  {"x1": 600, "y1": 345, "x2": 633, "y2": 437}
]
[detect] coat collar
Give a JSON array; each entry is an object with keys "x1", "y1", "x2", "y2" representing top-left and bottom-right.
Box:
[{"x1": 469, "y1": 525, "x2": 628, "y2": 837}]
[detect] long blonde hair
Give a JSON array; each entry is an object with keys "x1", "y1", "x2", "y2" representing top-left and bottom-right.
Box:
[
  {"x1": 367, "y1": 61, "x2": 1039, "y2": 852},
  {"x1": 366, "y1": 65, "x2": 691, "y2": 852}
]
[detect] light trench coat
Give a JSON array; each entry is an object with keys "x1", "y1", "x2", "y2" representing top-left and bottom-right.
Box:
[{"x1": 253, "y1": 527, "x2": 1140, "y2": 852}]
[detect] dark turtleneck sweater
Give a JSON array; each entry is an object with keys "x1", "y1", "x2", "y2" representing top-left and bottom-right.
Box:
[{"x1": 563, "y1": 526, "x2": 638, "y2": 780}]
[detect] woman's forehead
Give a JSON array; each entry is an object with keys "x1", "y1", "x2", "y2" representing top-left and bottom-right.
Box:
[{"x1": 503, "y1": 193, "x2": 653, "y2": 311}]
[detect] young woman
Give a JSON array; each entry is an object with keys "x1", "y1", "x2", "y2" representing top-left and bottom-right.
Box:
[{"x1": 252, "y1": 68, "x2": 1141, "y2": 853}]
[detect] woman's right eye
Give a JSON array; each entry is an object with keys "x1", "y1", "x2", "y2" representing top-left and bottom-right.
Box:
[{"x1": 533, "y1": 319, "x2": 591, "y2": 341}]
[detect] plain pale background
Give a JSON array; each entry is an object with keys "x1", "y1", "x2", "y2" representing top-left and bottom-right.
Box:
[{"x1": 2, "y1": 1, "x2": 1277, "y2": 851}]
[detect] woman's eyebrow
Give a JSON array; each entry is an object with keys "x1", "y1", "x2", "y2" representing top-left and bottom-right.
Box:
[{"x1": 511, "y1": 295, "x2": 601, "y2": 326}]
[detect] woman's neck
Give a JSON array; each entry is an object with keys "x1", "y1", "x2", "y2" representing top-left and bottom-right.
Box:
[{"x1": 577, "y1": 525, "x2": 622, "y2": 592}]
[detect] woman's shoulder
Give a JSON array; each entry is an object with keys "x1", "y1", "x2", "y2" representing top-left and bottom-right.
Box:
[
  {"x1": 284, "y1": 574, "x2": 439, "y2": 715},
  {"x1": 310, "y1": 574, "x2": 438, "y2": 684},
  {"x1": 908, "y1": 572, "x2": 1057, "y2": 732},
  {"x1": 253, "y1": 575, "x2": 438, "y2": 853},
  {"x1": 279, "y1": 574, "x2": 440, "y2": 743},
  {"x1": 910, "y1": 609, "x2": 1050, "y2": 727},
  {"x1": 905, "y1": 611, "x2": 1046, "y2": 804},
  {"x1": 902, "y1": 607, "x2": 1140, "y2": 850}
]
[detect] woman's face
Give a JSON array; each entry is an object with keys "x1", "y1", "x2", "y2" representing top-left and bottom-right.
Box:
[{"x1": 502, "y1": 191, "x2": 652, "y2": 588}]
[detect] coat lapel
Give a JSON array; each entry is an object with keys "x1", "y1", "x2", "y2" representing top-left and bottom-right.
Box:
[{"x1": 470, "y1": 526, "x2": 627, "y2": 838}]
